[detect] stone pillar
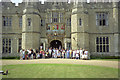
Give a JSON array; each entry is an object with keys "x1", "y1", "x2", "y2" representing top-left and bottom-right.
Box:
[
  {"x1": 113, "y1": 2, "x2": 120, "y2": 56},
  {"x1": 65, "y1": 42, "x2": 67, "y2": 50},
  {"x1": 43, "y1": 42, "x2": 45, "y2": 50},
  {"x1": 114, "y1": 34, "x2": 120, "y2": 56}
]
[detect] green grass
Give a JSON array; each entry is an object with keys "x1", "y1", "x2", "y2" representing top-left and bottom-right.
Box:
[{"x1": 2, "y1": 64, "x2": 118, "y2": 78}]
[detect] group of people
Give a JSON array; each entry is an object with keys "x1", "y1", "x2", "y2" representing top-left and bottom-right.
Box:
[{"x1": 20, "y1": 48, "x2": 90, "y2": 60}]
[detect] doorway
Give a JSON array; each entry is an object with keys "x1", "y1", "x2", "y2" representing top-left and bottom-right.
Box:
[{"x1": 50, "y1": 40, "x2": 62, "y2": 49}]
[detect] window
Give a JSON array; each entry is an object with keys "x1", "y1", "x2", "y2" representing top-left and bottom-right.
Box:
[
  {"x1": 18, "y1": 38, "x2": 22, "y2": 52},
  {"x1": 41, "y1": 19, "x2": 45, "y2": 26},
  {"x1": 79, "y1": 18, "x2": 82, "y2": 26},
  {"x1": 52, "y1": 12, "x2": 58, "y2": 23},
  {"x1": 96, "y1": 12, "x2": 108, "y2": 26},
  {"x1": 28, "y1": 18, "x2": 31, "y2": 26},
  {"x1": 2, "y1": 39, "x2": 11, "y2": 53},
  {"x1": 3, "y1": 16, "x2": 12, "y2": 27},
  {"x1": 96, "y1": 37, "x2": 109, "y2": 52},
  {"x1": 47, "y1": 12, "x2": 64, "y2": 23},
  {"x1": 19, "y1": 17, "x2": 22, "y2": 27},
  {"x1": 67, "y1": 42, "x2": 71, "y2": 49},
  {"x1": 67, "y1": 18, "x2": 71, "y2": 26},
  {"x1": 60, "y1": 13, "x2": 63, "y2": 23},
  {"x1": 3, "y1": 17, "x2": 6, "y2": 26},
  {"x1": 47, "y1": 12, "x2": 51, "y2": 23}
]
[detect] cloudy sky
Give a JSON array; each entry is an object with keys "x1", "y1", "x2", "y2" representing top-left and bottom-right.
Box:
[
  {"x1": 11, "y1": 0, "x2": 23, "y2": 3},
  {"x1": 11, "y1": 0, "x2": 43, "y2": 3},
  {"x1": 10, "y1": 0, "x2": 44, "y2": 6}
]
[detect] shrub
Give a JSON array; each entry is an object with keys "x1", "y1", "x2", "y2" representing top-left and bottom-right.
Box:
[{"x1": 2, "y1": 56, "x2": 20, "y2": 59}]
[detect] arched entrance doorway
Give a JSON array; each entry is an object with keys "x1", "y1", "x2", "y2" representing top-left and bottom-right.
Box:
[{"x1": 50, "y1": 40, "x2": 62, "y2": 49}]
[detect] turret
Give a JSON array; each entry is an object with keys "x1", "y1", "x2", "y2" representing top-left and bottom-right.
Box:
[
  {"x1": 112, "y1": 2, "x2": 120, "y2": 56},
  {"x1": 22, "y1": 0, "x2": 41, "y2": 49},
  {"x1": 71, "y1": 0, "x2": 89, "y2": 50}
]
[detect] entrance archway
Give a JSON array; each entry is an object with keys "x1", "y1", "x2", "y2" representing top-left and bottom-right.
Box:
[{"x1": 50, "y1": 40, "x2": 62, "y2": 49}]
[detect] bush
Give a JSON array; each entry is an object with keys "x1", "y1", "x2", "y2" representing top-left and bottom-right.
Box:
[
  {"x1": 90, "y1": 55, "x2": 119, "y2": 59},
  {"x1": 2, "y1": 56, "x2": 20, "y2": 59}
]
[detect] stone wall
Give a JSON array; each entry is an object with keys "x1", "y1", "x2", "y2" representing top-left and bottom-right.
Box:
[{"x1": 1, "y1": 1, "x2": 120, "y2": 57}]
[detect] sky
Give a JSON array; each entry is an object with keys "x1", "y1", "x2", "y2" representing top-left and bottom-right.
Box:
[
  {"x1": 11, "y1": 0, "x2": 23, "y2": 3},
  {"x1": 1, "y1": 0, "x2": 118, "y2": 6},
  {"x1": 10, "y1": 0, "x2": 44, "y2": 6}
]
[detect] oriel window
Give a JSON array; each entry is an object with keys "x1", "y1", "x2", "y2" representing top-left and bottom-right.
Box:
[
  {"x1": 52, "y1": 12, "x2": 58, "y2": 23},
  {"x1": 60, "y1": 12, "x2": 63, "y2": 23}
]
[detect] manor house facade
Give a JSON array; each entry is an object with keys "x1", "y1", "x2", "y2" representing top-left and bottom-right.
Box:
[{"x1": 1, "y1": 0, "x2": 120, "y2": 57}]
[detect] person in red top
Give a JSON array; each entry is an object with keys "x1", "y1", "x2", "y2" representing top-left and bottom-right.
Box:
[{"x1": 40, "y1": 49, "x2": 43, "y2": 58}]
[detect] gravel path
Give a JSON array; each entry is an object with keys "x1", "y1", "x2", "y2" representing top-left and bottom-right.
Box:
[{"x1": 1, "y1": 59, "x2": 119, "y2": 68}]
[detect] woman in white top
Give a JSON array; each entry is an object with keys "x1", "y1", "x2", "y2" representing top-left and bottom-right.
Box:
[
  {"x1": 20, "y1": 49, "x2": 23, "y2": 60},
  {"x1": 80, "y1": 48, "x2": 83, "y2": 59},
  {"x1": 84, "y1": 50, "x2": 89, "y2": 60},
  {"x1": 53, "y1": 48, "x2": 56, "y2": 58},
  {"x1": 76, "y1": 52, "x2": 79, "y2": 59},
  {"x1": 55, "y1": 48, "x2": 59, "y2": 58},
  {"x1": 48, "y1": 48, "x2": 52, "y2": 58},
  {"x1": 72, "y1": 50, "x2": 76, "y2": 59},
  {"x1": 22, "y1": 49, "x2": 25, "y2": 60},
  {"x1": 76, "y1": 49, "x2": 80, "y2": 59}
]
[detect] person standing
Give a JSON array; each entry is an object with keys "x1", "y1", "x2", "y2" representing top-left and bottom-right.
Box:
[
  {"x1": 28, "y1": 49, "x2": 31, "y2": 60},
  {"x1": 42, "y1": 50, "x2": 45, "y2": 59},
  {"x1": 66, "y1": 49, "x2": 70, "y2": 59},
  {"x1": 45, "y1": 48, "x2": 48, "y2": 58},
  {"x1": 62, "y1": 49, "x2": 65, "y2": 59},
  {"x1": 58, "y1": 50, "x2": 61, "y2": 58},
  {"x1": 76, "y1": 49, "x2": 80, "y2": 59},
  {"x1": 33, "y1": 49, "x2": 36, "y2": 59},
  {"x1": 25, "y1": 50, "x2": 28, "y2": 60},
  {"x1": 40, "y1": 49, "x2": 43, "y2": 58},
  {"x1": 53, "y1": 48, "x2": 56, "y2": 58},
  {"x1": 84, "y1": 49, "x2": 89, "y2": 60},
  {"x1": 20, "y1": 49, "x2": 23, "y2": 60},
  {"x1": 80, "y1": 48, "x2": 83, "y2": 59},
  {"x1": 55, "y1": 48, "x2": 58, "y2": 58},
  {"x1": 36, "y1": 49, "x2": 39, "y2": 59},
  {"x1": 22, "y1": 49, "x2": 25, "y2": 60},
  {"x1": 69, "y1": 49, "x2": 72, "y2": 59},
  {"x1": 76, "y1": 50, "x2": 79, "y2": 59},
  {"x1": 81, "y1": 49, "x2": 85, "y2": 60},
  {"x1": 72, "y1": 50, "x2": 76, "y2": 59},
  {"x1": 48, "y1": 48, "x2": 52, "y2": 58},
  {"x1": 37, "y1": 52, "x2": 40, "y2": 59},
  {"x1": 31, "y1": 49, "x2": 34, "y2": 59}
]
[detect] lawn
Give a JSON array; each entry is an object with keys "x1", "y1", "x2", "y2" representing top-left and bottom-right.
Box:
[{"x1": 2, "y1": 64, "x2": 118, "y2": 78}]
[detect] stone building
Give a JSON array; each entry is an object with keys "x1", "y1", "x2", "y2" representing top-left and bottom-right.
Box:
[{"x1": 0, "y1": 0, "x2": 120, "y2": 57}]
